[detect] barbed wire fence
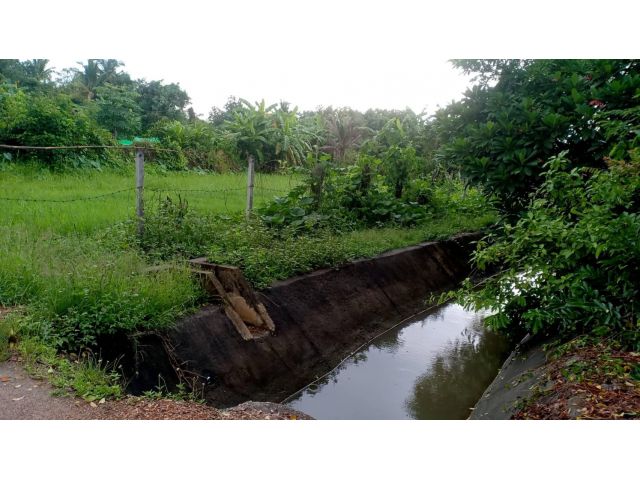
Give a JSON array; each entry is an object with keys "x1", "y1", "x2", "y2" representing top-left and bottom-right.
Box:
[{"x1": 0, "y1": 143, "x2": 300, "y2": 236}]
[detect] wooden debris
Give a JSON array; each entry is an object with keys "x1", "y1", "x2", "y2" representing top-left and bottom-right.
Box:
[{"x1": 190, "y1": 259, "x2": 275, "y2": 340}]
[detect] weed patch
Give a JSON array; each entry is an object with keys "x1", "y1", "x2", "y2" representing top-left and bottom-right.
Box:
[{"x1": 16, "y1": 335, "x2": 123, "y2": 401}]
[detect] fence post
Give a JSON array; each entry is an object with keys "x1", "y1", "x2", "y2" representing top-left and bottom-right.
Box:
[
  {"x1": 135, "y1": 147, "x2": 145, "y2": 237},
  {"x1": 245, "y1": 154, "x2": 255, "y2": 219}
]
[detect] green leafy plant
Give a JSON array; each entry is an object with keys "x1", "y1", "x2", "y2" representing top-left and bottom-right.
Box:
[
  {"x1": 440, "y1": 60, "x2": 640, "y2": 213},
  {"x1": 455, "y1": 151, "x2": 640, "y2": 348},
  {"x1": 0, "y1": 84, "x2": 117, "y2": 168},
  {"x1": 259, "y1": 185, "x2": 333, "y2": 231},
  {"x1": 260, "y1": 153, "x2": 433, "y2": 229}
]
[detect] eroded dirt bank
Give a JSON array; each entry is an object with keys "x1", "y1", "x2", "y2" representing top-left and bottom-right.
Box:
[{"x1": 129, "y1": 233, "x2": 482, "y2": 407}]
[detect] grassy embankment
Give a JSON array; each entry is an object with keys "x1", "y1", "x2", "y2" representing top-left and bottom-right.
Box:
[{"x1": 0, "y1": 163, "x2": 496, "y2": 398}]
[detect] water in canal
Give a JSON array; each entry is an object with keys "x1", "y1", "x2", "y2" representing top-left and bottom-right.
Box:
[{"x1": 286, "y1": 303, "x2": 512, "y2": 419}]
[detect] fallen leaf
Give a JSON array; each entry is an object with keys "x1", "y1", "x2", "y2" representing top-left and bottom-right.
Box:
[
  {"x1": 99, "y1": 398, "x2": 106, "y2": 404},
  {"x1": 90, "y1": 402, "x2": 97, "y2": 408},
  {"x1": 0, "y1": 375, "x2": 9, "y2": 382}
]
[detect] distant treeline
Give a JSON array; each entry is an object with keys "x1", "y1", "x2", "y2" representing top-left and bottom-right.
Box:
[{"x1": 0, "y1": 59, "x2": 445, "y2": 173}]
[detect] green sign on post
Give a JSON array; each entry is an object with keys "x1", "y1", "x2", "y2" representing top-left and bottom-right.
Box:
[{"x1": 118, "y1": 137, "x2": 160, "y2": 146}]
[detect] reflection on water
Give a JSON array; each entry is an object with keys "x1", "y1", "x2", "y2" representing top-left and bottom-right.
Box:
[{"x1": 286, "y1": 303, "x2": 511, "y2": 420}]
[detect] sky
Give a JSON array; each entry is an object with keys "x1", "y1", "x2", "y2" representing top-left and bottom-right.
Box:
[
  {"x1": 7, "y1": 0, "x2": 638, "y2": 123},
  {"x1": 47, "y1": 57, "x2": 473, "y2": 118}
]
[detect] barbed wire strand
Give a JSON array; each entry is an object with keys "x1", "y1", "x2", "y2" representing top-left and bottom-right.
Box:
[
  {"x1": 0, "y1": 188, "x2": 134, "y2": 203},
  {"x1": 146, "y1": 187, "x2": 245, "y2": 194},
  {"x1": 0, "y1": 187, "x2": 255, "y2": 203},
  {"x1": 0, "y1": 144, "x2": 182, "y2": 153}
]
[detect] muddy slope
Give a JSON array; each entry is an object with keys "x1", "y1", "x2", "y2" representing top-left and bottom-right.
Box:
[{"x1": 131, "y1": 233, "x2": 481, "y2": 407}]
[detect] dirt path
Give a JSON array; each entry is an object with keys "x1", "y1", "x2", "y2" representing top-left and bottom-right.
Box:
[
  {"x1": 0, "y1": 360, "x2": 95, "y2": 420},
  {"x1": 1, "y1": 360, "x2": 312, "y2": 420}
]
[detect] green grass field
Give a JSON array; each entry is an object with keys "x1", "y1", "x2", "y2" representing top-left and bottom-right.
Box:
[{"x1": 0, "y1": 164, "x2": 298, "y2": 235}]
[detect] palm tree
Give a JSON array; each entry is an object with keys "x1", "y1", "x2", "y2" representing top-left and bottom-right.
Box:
[
  {"x1": 0, "y1": 59, "x2": 52, "y2": 89},
  {"x1": 22, "y1": 59, "x2": 53, "y2": 85},
  {"x1": 75, "y1": 59, "x2": 124, "y2": 100},
  {"x1": 321, "y1": 109, "x2": 371, "y2": 163}
]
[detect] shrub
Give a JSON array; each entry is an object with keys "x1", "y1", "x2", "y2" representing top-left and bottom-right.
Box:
[
  {"x1": 260, "y1": 155, "x2": 432, "y2": 229},
  {"x1": 147, "y1": 119, "x2": 240, "y2": 171},
  {"x1": 0, "y1": 84, "x2": 117, "y2": 168},
  {"x1": 456, "y1": 152, "x2": 640, "y2": 348}
]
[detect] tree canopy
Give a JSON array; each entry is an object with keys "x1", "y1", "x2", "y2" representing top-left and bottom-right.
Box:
[{"x1": 437, "y1": 60, "x2": 640, "y2": 212}]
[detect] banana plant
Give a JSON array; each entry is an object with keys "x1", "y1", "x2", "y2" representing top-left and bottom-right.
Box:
[{"x1": 224, "y1": 99, "x2": 274, "y2": 165}]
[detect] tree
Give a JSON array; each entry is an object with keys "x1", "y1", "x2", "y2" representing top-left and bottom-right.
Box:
[
  {"x1": 359, "y1": 117, "x2": 419, "y2": 198},
  {"x1": 320, "y1": 108, "x2": 370, "y2": 164},
  {"x1": 457, "y1": 152, "x2": 640, "y2": 349},
  {"x1": 271, "y1": 102, "x2": 316, "y2": 166},
  {"x1": 71, "y1": 59, "x2": 126, "y2": 101},
  {"x1": 0, "y1": 84, "x2": 113, "y2": 166},
  {"x1": 136, "y1": 80, "x2": 191, "y2": 130},
  {"x1": 21, "y1": 59, "x2": 53, "y2": 86},
  {"x1": 0, "y1": 59, "x2": 53, "y2": 90},
  {"x1": 439, "y1": 59, "x2": 640, "y2": 212},
  {"x1": 208, "y1": 96, "x2": 245, "y2": 126},
  {"x1": 445, "y1": 60, "x2": 640, "y2": 348},
  {"x1": 94, "y1": 84, "x2": 142, "y2": 138}
]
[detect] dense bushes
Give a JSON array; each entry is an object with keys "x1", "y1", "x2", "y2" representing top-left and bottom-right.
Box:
[
  {"x1": 116, "y1": 173, "x2": 494, "y2": 289},
  {"x1": 437, "y1": 60, "x2": 640, "y2": 348},
  {"x1": 147, "y1": 119, "x2": 238, "y2": 171},
  {"x1": 258, "y1": 135, "x2": 438, "y2": 230},
  {"x1": 0, "y1": 85, "x2": 117, "y2": 168},
  {"x1": 456, "y1": 152, "x2": 640, "y2": 348},
  {"x1": 206, "y1": 212, "x2": 495, "y2": 289},
  {"x1": 439, "y1": 60, "x2": 640, "y2": 212}
]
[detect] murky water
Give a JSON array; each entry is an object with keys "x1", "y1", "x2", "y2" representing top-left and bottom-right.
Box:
[{"x1": 286, "y1": 303, "x2": 512, "y2": 419}]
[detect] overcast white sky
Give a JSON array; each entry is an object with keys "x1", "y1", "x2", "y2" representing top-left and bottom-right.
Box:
[
  {"x1": 5, "y1": 0, "x2": 638, "y2": 120},
  {"x1": 46, "y1": 57, "x2": 472, "y2": 117}
]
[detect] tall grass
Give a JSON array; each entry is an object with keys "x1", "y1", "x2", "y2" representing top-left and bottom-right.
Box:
[{"x1": 0, "y1": 225, "x2": 200, "y2": 348}]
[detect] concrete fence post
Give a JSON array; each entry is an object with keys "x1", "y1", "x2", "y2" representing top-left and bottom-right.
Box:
[
  {"x1": 246, "y1": 154, "x2": 255, "y2": 219},
  {"x1": 135, "y1": 147, "x2": 145, "y2": 237}
]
